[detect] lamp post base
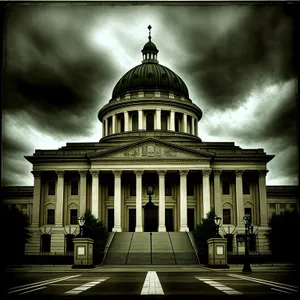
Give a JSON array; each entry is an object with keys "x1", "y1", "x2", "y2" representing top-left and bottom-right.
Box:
[{"x1": 242, "y1": 263, "x2": 252, "y2": 273}]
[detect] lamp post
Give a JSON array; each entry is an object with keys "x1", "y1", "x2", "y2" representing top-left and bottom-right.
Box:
[
  {"x1": 242, "y1": 213, "x2": 252, "y2": 273},
  {"x1": 78, "y1": 216, "x2": 86, "y2": 237},
  {"x1": 214, "y1": 216, "x2": 222, "y2": 238},
  {"x1": 147, "y1": 185, "x2": 154, "y2": 202}
]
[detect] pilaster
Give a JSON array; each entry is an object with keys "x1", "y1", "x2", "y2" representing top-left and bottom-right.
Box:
[
  {"x1": 124, "y1": 111, "x2": 129, "y2": 132},
  {"x1": 138, "y1": 110, "x2": 143, "y2": 130},
  {"x1": 179, "y1": 170, "x2": 189, "y2": 232},
  {"x1": 134, "y1": 170, "x2": 144, "y2": 232},
  {"x1": 55, "y1": 171, "x2": 64, "y2": 226},
  {"x1": 258, "y1": 170, "x2": 269, "y2": 226},
  {"x1": 170, "y1": 110, "x2": 175, "y2": 131},
  {"x1": 202, "y1": 169, "x2": 211, "y2": 218},
  {"x1": 79, "y1": 170, "x2": 88, "y2": 217},
  {"x1": 113, "y1": 171, "x2": 122, "y2": 232},
  {"x1": 213, "y1": 170, "x2": 222, "y2": 218},
  {"x1": 156, "y1": 109, "x2": 161, "y2": 130},
  {"x1": 31, "y1": 171, "x2": 41, "y2": 227},
  {"x1": 235, "y1": 170, "x2": 244, "y2": 226},
  {"x1": 90, "y1": 170, "x2": 99, "y2": 219},
  {"x1": 158, "y1": 170, "x2": 167, "y2": 232}
]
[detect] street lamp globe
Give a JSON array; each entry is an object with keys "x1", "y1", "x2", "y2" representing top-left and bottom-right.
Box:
[
  {"x1": 147, "y1": 185, "x2": 154, "y2": 196},
  {"x1": 214, "y1": 216, "x2": 222, "y2": 237},
  {"x1": 78, "y1": 216, "x2": 86, "y2": 237}
]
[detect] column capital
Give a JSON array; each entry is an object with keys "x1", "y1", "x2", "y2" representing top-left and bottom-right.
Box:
[
  {"x1": 113, "y1": 170, "x2": 122, "y2": 177},
  {"x1": 56, "y1": 170, "x2": 64, "y2": 178},
  {"x1": 79, "y1": 170, "x2": 88, "y2": 178},
  {"x1": 258, "y1": 170, "x2": 269, "y2": 177},
  {"x1": 235, "y1": 170, "x2": 244, "y2": 177},
  {"x1": 202, "y1": 169, "x2": 211, "y2": 177},
  {"x1": 157, "y1": 170, "x2": 167, "y2": 176},
  {"x1": 179, "y1": 170, "x2": 189, "y2": 176},
  {"x1": 156, "y1": 108, "x2": 161, "y2": 112},
  {"x1": 90, "y1": 170, "x2": 99, "y2": 178},
  {"x1": 213, "y1": 169, "x2": 222, "y2": 176},
  {"x1": 134, "y1": 170, "x2": 144, "y2": 176},
  {"x1": 31, "y1": 171, "x2": 41, "y2": 178}
]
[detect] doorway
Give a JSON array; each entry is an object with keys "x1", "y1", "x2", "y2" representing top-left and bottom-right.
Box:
[
  {"x1": 129, "y1": 209, "x2": 136, "y2": 232},
  {"x1": 107, "y1": 209, "x2": 114, "y2": 232},
  {"x1": 165, "y1": 209, "x2": 174, "y2": 231},
  {"x1": 143, "y1": 202, "x2": 158, "y2": 232},
  {"x1": 188, "y1": 208, "x2": 195, "y2": 231}
]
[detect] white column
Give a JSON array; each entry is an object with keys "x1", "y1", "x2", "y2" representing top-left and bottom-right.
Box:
[
  {"x1": 156, "y1": 109, "x2": 161, "y2": 130},
  {"x1": 170, "y1": 110, "x2": 175, "y2": 131},
  {"x1": 183, "y1": 114, "x2": 187, "y2": 133},
  {"x1": 113, "y1": 171, "x2": 122, "y2": 232},
  {"x1": 79, "y1": 170, "x2": 88, "y2": 217},
  {"x1": 191, "y1": 117, "x2": 195, "y2": 135},
  {"x1": 31, "y1": 171, "x2": 41, "y2": 226},
  {"x1": 134, "y1": 170, "x2": 143, "y2": 232},
  {"x1": 55, "y1": 171, "x2": 64, "y2": 226},
  {"x1": 112, "y1": 115, "x2": 116, "y2": 134},
  {"x1": 158, "y1": 170, "x2": 167, "y2": 232},
  {"x1": 179, "y1": 170, "x2": 189, "y2": 232},
  {"x1": 235, "y1": 170, "x2": 244, "y2": 226},
  {"x1": 124, "y1": 111, "x2": 129, "y2": 132},
  {"x1": 105, "y1": 118, "x2": 108, "y2": 136},
  {"x1": 202, "y1": 169, "x2": 211, "y2": 218},
  {"x1": 213, "y1": 170, "x2": 222, "y2": 219},
  {"x1": 91, "y1": 170, "x2": 99, "y2": 219},
  {"x1": 138, "y1": 110, "x2": 143, "y2": 130},
  {"x1": 258, "y1": 170, "x2": 269, "y2": 226}
]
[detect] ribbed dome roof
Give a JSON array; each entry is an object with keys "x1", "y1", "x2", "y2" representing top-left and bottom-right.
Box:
[{"x1": 112, "y1": 63, "x2": 189, "y2": 99}]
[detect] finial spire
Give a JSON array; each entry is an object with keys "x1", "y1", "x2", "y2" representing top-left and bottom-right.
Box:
[{"x1": 148, "y1": 25, "x2": 152, "y2": 41}]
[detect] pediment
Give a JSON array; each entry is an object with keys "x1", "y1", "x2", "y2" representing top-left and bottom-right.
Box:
[{"x1": 88, "y1": 138, "x2": 213, "y2": 161}]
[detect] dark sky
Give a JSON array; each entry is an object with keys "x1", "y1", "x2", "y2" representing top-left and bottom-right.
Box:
[{"x1": 2, "y1": 2, "x2": 299, "y2": 186}]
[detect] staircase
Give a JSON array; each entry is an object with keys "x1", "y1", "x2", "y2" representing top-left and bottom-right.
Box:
[{"x1": 102, "y1": 232, "x2": 199, "y2": 265}]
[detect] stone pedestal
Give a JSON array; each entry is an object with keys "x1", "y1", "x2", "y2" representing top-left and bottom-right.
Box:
[
  {"x1": 72, "y1": 238, "x2": 94, "y2": 268},
  {"x1": 207, "y1": 238, "x2": 229, "y2": 268}
]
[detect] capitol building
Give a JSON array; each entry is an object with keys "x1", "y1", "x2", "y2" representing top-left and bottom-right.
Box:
[{"x1": 3, "y1": 27, "x2": 298, "y2": 257}]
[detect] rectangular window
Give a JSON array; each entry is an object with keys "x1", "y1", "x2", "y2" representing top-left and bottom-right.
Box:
[
  {"x1": 70, "y1": 209, "x2": 78, "y2": 225},
  {"x1": 222, "y1": 180, "x2": 230, "y2": 195},
  {"x1": 243, "y1": 179, "x2": 250, "y2": 194},
  {"x1": 41, "y1": 234, "x2": 51, "y2": 252},
  {"x1": 71, "y1": 180, "x2": 78, "y2": 195},
  {"x1": 47, "y1": 209, "x2": 55, "y2": 224},
  {"x1": 48, "y1": 181, "x2": 55, "y2": 195},
  {"x1": 165, "y1": 182, "x2": 172, "y2": 196},
  {"x1": 244, "y1": 207, "x2": 252, "y2": 224},
  {"x1": 223, "y1": 209, "x2": 231, "y2": 224}
]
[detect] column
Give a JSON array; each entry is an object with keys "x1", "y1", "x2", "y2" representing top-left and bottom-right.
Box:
[
  {"x1": 91, "y1": 170, "x2": 99, "y2": 219},
  {"x1": 202, "y1": 169, "x2": 211, "y2": 218},
  {"x1": 183, "y1": 113, "x2": 187, "y2": 133},
  {"x1": 102, "y1": 121, "x2": 105, "y2": 137},
  {"x1": 179, "y1": 170, "x2": 189, "y2": 232},
  {"x1": 112, "y1": 115, "x2": 116, "y2": 134},
  {"x1": 31, "y1": 171, "x2": 41, "y2": 226},
  {"x1": 191, "y1": 117, "x2": 195, "y2": 135},
  {"x1": 213, "y1": 170, "x2": 222, "y2": 219},
  {"x1": 258, "y1": 170, "x2": 269, "y2": 226},
  {"x1": 55, "y1": 171, "x2": 64, "y2": 226},
  {"x1": 158, "y1": 170, "x2": 167, "y2": 232},
  {"x1": 235, "y1": 170, "x2": 244, "y2": 226},
  {"x1": 105, "y1": 118, "x2": 108, "y2": 136},
  {"x1": 156, "y1": 109, "x2": 161, "y2": 130},
  {"x1": 124, "y1": 111, "x2": 129, "y2": 132},
  {"x1": 134, "y1": 170, "x2": 143, "y2": 232},
  {"x1": 170, "y1": 110, "x2": 175, "y2": 131},
  {"x1": 113, "y1": 171, "x2": 122, "y2": 232},
  {"x1": 79, "y1": 170, "x2": 88, "y2": 217},
  {"x1": 138, "y1": 110, "x2": 143, "y2": 130}
]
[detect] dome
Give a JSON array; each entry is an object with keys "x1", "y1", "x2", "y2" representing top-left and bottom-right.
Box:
[{"x1": 112, "y1": 63, "x2": 189, "y2": 99}]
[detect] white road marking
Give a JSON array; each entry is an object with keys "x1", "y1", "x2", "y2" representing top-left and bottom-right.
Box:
[
  {"x1": 64, "y1": 277, "x2": 109, "y2": 295},
  {"x1": 196, "y1": 277, "x2": 242, "y2": 295},
  {"x1": 271, "y1": 288, "x2": 292, "y2": 294},
  {"x1": 8, "y1": 275, "x2": 81, "y2": 294},
  {"x1": 19, "y1": 286, "x2": 47, "y2": 295},
  {"x1": 141, "y1": 271, "x2": 164, "y2": 295}
]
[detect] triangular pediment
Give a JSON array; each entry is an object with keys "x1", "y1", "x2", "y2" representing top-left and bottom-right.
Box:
[{"x1": 87, "y1": 138, "x2": 213, "y2": 161}]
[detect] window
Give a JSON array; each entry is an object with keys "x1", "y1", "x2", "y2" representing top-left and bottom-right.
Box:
[
  {"x1": 71, "y1": 180, "x2": 78, "y2": 195},
  {"x1": 222, "y1": 180, "x2": 230, "y2": 195},
  {"x1": 47, "y1": 209, "x2": 55, "y2": 224},
  {"x1": 146, "y1": 113, "x2": 154, "y2": 130},
  {"x1": 187, "y1": 182, "x2": 194, "y2": 196},
  {"x1": 243, "y1": 179, "x2": 250, "y2": 194},
  {"x1": 66, "y1": 234, "x2": 74, "y2": 253},
  {"x1": 48, "y1": 181, "x2": 55, "y2": 195},
  {"x1": 130, "y1": 182, "x2": 136, "y2": 196},
  {"x1": 161, "y1": 114, "x2": 168, "y2": 130},
  {"x1": 244, "y1": 207, "x2": 252, "y2": 224},
  {"x1": 165, "y1": 182, "x2": 172, "y2": 196},
  {"x1": 108, "y1": 182, "x2": 114, "y2": 196},
  {"x1": 132, "y1": 113, "x2": 138, "y2": 131},
  {"x1": 41, "y1": 234, "x2": 51, "y2": 252},
  {"x1": 70, "y1": 209, "x2": 78, "y2": 225},
  {"x1": 223, "y1": 209, "x2": 231, "y2": 224}
]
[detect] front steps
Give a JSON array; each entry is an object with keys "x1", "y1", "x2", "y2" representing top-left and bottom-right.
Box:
[{"x1": 103, "y1": 232, "x2": 198, "y2": 265}]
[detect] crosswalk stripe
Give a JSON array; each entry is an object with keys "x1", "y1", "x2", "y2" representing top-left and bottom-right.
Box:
[
  {"x1": 64, "y1": 277, "x2": 109, "y2": 295},
  {"x1": 141, "y1": 271, "x2": 164, "y2": 295}
]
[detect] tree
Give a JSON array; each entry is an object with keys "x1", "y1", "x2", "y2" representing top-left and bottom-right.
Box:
[
  {"x1": 192, "y1": 209, "x2": 216, "y2": 264},
  {"x1": 3, "y1": 205, "x2": 31, "y2": 265},
  {"x1": 77, "y1": 210, "x2": 109, "y2": 265}
]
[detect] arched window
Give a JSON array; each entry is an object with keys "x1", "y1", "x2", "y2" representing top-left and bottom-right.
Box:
[
  {"x1": 132, "y1": 113, "x2": 138, "y2": 131},
  {"x1": 161, "y1": 114, "x2": 168, "y2": 130},
  {"x1": 146, "y1": 113, "x2": 154, "y2": 130}
]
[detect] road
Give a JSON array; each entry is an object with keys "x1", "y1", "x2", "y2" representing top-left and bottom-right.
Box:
[{"x1": 4, "y1": 266, "x2": 299, "y2": 299}]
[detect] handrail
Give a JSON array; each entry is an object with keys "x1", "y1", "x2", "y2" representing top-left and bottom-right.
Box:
[
  {"x1": 186, "y1": 231, "x2": 200, "y2": 265},
  {"x1": 125, "y1": 232, "x2": 134, "y2": 265},
  {"x1": 101, "y1": 231, "x2": 116, "y2": 265},
  {"x1": 168, "y1": 232, "x2": 177, "y2": 264}
]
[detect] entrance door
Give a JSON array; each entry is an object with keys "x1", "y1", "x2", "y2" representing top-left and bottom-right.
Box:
[
  {"x1": 188, "y1": 208, "x2": 195, "y2": 231},
  {"x1": 129, "y1": 209, "x2": 136, "y2": 232},
  {"x1": 144, "y1": 202, "x2": 158, "y2": 232},
  {"x1": 165, "y1": 209, "x2": 174, "y2": 231},
  {"x1": 107, "y1": 209, "x2": 114, "y2": 232}
]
